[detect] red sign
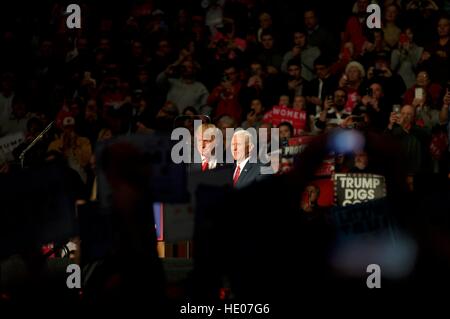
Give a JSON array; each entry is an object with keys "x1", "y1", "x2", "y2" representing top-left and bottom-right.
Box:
[
  {"x1": 288, "y1": 135, "x2": 317, "y2": 146},
  {"x1": 263, "y1": 105, "x2": 307, "y2": 136}
]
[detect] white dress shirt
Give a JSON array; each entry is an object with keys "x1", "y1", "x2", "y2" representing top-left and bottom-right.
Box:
[
  {"x1": 202, "y1": 155, "x2": 217, "y2": 170},
  {"x1": 234, "y1": 156, "x2": 250, "y2": 178}
]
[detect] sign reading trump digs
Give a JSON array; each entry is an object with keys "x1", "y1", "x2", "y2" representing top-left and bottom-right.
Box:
[{"x1": 334, "y1": 173, "x2": 386, "y2": 207}]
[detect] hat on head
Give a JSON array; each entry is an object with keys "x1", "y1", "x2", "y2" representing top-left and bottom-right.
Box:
[{"x1": 63, "y1": 116, "x2": 75, "y2": 126}]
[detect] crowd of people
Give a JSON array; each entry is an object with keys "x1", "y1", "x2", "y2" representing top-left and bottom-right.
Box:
[{"x1": 0, "y1": 0, "x2": 449, "y2": 190}]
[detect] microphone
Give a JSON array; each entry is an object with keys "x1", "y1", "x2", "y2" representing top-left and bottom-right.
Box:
[{"x1": 19, "y1": 121, "x2": 54, "y2": 168}]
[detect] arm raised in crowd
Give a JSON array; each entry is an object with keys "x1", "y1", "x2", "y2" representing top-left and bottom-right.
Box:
[
  {"x1": 387, "y1": 111, "x2": 400, "y2": 131},
  {"x1": 315, "y1": 96, "x2": 331, "y2": 130},
  {"x1": 156, "y1": 65, "x2": 176, "y2": 88},
  {"x1": 156, "y1": 49, "x2": 192, "y2": 87}
]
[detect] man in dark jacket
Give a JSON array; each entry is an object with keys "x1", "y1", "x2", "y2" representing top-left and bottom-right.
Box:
[{"x1": 231, "y1": 129, "x2": 271, "y2": 189}]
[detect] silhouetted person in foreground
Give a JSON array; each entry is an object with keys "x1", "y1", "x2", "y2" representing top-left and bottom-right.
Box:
[{"x1": 83, "y1": 141, "x2": 168, "y2": 312}]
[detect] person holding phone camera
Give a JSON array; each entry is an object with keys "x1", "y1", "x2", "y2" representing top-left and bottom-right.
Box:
[
  {"x1": 354, "y1": 82, "x2": 391, "y2": 131},
  {"x1": 361, "y1": 84, "x2": 382, "y2": 112},
  {"x1": 366, "y1": 54, "x2": 406, "y2": 105},
  {"x1": 315, "y1": 88, "x2": 351, "y2": 131},
  {"x1": 391, "y1": 27, "x2": 424, "y2": 89},
  {"x1": 387, "y1": 104, "x2": 431, "y2": 177},
  {"x1": 281, "y1": 30, "x2": 320, "y2": 81},
  {"x1": 410, "y1": 89, "x2": 441, "y2": 132},
  {"x1": 403, "y1": 70, "x2": 443, "y2": 107},
  {"x1": 207, "y1": 65, "x2": 243, "y2": 123},
  {"x1": 156, "y1": 57, "x2": 209, "y2": 115},
  {"x1": 306, "y1": 55, "x2": 339, "y2": 116},
  {"x1": 241, "y1": 99, "x2": 265, "y2": 130},
  {"x1": 367, "y1": 58, "x2": 393, "y2": 80},
  {"x1": 245, "y1": 61, "x2": 264, "y2": 88},
  {"x1": 360, "y1": 29, "x2": 391, "y2": 68},
  {"x1": 241, "y1": 61, "x2": 283, "y2": 118}
]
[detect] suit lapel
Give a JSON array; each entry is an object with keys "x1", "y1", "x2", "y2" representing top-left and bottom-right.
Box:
[
  {"x1": 236, "y1": 162, "x2": 254, "y2": 187},
  {"x1": 190, "y1": 162, "x2": 202, "y2": 174}
]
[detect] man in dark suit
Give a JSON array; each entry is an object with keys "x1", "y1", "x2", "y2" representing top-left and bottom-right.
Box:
[
  {"x1": 231, "y1": 129, "x2": 271, "y2": 189},
  {"x1": 190, "y1": 123, "x2": 221, "y2": 174},
  {"x1": 305, "y1": 55, "x2": 338, "y2": 116}
]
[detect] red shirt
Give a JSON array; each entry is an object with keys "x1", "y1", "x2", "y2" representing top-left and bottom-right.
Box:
[
  {"x1": 342, "y1": 16, "x2": 367, "y2": 57},
  {"x1": 208, "y1": 83, "x2": 243, "y2": 123},
  {"x1": 345, "y1": 87, "x2": 360, "y2": 113}
]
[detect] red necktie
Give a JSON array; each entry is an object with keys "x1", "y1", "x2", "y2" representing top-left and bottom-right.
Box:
[
  {"x1": 201, "y1": 161, "x2": 209, "y2": 172},
  {"x1": 233, "y1": 165, "x2": 241, "y2": 186}
]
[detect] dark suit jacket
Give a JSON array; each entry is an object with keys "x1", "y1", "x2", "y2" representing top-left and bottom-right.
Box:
[
  {"x1": 305, "y1": 75, "x2": 339, "y2": 101},
  {"x1": 188, "y1": 161, "x2": 232, "y2": 175},
  {"x1": 234, "y1": 161, "x2": 271, "y2": 189}
]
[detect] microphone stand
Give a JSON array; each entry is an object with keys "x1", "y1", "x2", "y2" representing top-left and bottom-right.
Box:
[{"x1": 19, "y1": 121, "x2": 54, "y2": 169}]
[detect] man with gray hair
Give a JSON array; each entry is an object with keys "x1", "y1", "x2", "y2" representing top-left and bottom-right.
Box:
[
  {"x1": 193, "y1": 123, "x2": 222, "y2": 172},
  {"x1": 231, "y1": 129, "x2": 270, "y2": 189}
]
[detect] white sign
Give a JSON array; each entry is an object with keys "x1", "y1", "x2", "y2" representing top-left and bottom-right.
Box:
[
  {"x1": 0, "y1": 132, "x2": 24, "y2": 156},
  {"x1": 334, "y1": 173, "x2": 386, "y2": 207}
]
